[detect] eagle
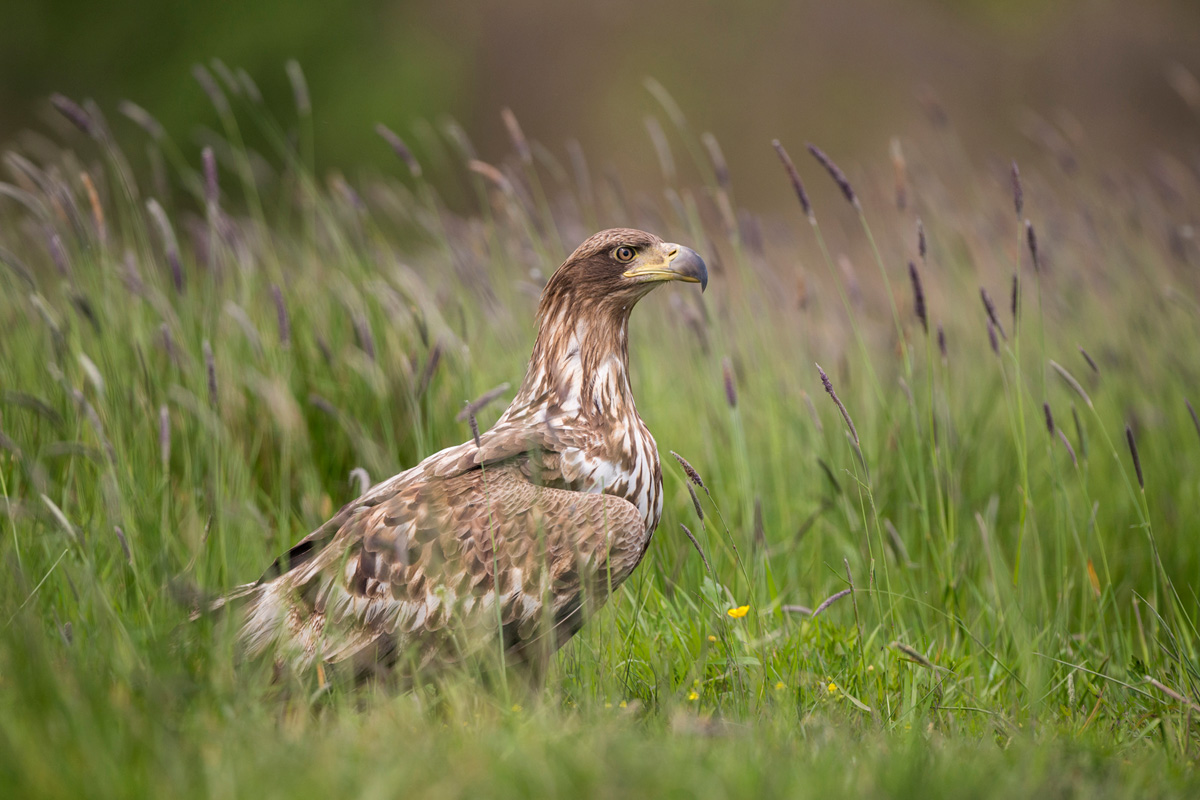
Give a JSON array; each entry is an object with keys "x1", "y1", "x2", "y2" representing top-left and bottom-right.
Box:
[{"x1": 214, "y1": 229, "x2": 707, "y2": 678}]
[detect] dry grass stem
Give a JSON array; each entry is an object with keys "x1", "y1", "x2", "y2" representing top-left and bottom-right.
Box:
[{"x1": 1145, "y1": 677, "x2": 1200, "y2": 713}]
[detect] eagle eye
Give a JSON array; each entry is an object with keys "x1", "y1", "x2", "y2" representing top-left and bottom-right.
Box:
[{"x1": 613, "y1": 246, "x2": 636, "y2": 263}]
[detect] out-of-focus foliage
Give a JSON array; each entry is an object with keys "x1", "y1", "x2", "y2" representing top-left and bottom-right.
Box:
[{"x1": 4, "y1": 0, "x2": 1198, "y2": 200}]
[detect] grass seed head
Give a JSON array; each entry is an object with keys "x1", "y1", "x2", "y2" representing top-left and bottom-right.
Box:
[
  {"x1": 501, "y1": 107, "x2": 532, "y2": 165},
  {"x1": 917, "y1": 218, "x2": 926, "y2": 261},
  {"x1": 457, "y1": 383, "x2": 511, "y2": 423},
  {"x1": 416, "y1": 342, "x2": 443, "y2": 398},
  {"x1": 1011, "y1": 159, "x2": 1024, "y2": 218},
  {"x1": 1125, "y1": 424, "x2": 1144, "y2": 489},
  {"x1": 679, "y1": 524, "x2": 713, "y2": 575},
  {"x1": 118, "y1": 100, "x2": 165, "y2": 141},
  {"x1": 685, "y1": 481, "x2": 704, "y2": 521},
  {"x1": 722, "y1": 357, "x2": 737, "y2": 409},
  {"x1": 1058, "y1": 429, "x2": 1078, "y2": 467},
  {"x1": 1079, "y1": 347, "x2": 1099, "y2": 374},
  {"x1": 937, "y1": 323, "x2": 947, "y2": 360},
  {"x1": 980, "y1": 287, "x2": 1007, "y2": 340},
  {"x1": 202, "y1": 340, "x2": 217, "y2": 408},
  {"x1": 908, "y1": 261, "x2": 928, "y2": 333},
  {"x1": 771, "y1": 140, "x2": 813, "y2": 220},
  {"x1": 191, "y1": 64, "x2": 229, "y2": 117},
  {"x1": 80, "y1": 171, "x2": 106, "y2": 246},
  {"x1": 159, "y1": 404, "x2": 170, "y2": 468},
  {"x1": 50, "y1": 93, "x2": 95, "y2": 138},
  {"x1": 469, "y1": 412, "x2": 481, "y2": 448},
  {"x1": 202, "y1": 146, "x2": 218, "y2": 212},
  {"x1": 702, "y1": 133, "x2": 730, "y2": 191},
  {"x1": 375, "y1": 124, "x2": 422, "y2": 179},
  {"x1": 816, "y1": 363, "x2": 859, "y2": 444},
  {"x1": 987, "y1": 319, "x2": 999, "y2": 355},
  {"x1": 270, "y1": 285, "x2": 290, "y2": 346},
  {"x1": 1043, "y1": 401, "x2": 1055, "y2": 435},
  {"x1": 890, "y1": 137, "x2": 908, "y2": 209},
  {"x1": 806, "y1": 142, "x2": 858, "y2": 208},
  {"x1": 1025, "y1": 219, "x2": 1040, "y2": 272},
  {"x1": 146, "y1": 198, "x2": 183, "y2": 294},
  {"x1": 812, "y1": 588, "x2": 852, "y2": 618},
  {"x1": 1050, "y1": 360, "x2": 1093, "y2": 408},
  {"x1": 114, "y1": 525, "x2": 132, "y2": 566},
  {"x1": 671, "y1": 450, "x2": 709, "y2": 495},
  {"x1": 285, "y1": 60, "x2": 311, "y2": 116}
]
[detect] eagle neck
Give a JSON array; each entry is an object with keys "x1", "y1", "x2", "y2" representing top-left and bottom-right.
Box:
[{"x1": 515, "y1": 289, "x2": 636, "y2": 420}]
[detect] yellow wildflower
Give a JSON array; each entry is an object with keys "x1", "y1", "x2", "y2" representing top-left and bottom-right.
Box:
[
  {"x1": 775, "y1": 682, "x2": 786, "y2": 691},
  {"x1": 687, "y1": 691, "x2": 699, "y2": 701},
  {"x1": 727, "y1": 605, "x2": 750, "y2": 619},
  {"x1": 827, "y1": 682, "x2": 838, "y2": 693},
  {"x1": 707, "y1": 635, "x2": 717, "y2": 642}
]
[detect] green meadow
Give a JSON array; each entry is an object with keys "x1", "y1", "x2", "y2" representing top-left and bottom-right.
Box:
[{"x1": 2, "y1": 76, "x2": 1199, "y2": 797}]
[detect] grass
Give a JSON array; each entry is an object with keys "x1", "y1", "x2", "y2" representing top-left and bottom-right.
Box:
[{"x1": 2, "y1": 69, "x2": 1200, "y2": 797}]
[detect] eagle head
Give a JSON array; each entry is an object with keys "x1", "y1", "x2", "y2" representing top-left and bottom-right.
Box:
[{"x1": 540, "y1": 229, "x2": 707, "y2": 317}]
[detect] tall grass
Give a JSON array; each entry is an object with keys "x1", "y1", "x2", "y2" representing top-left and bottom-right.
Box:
[{"x1": 1, "y1": 65, "x2": 1200, "y2": 797}]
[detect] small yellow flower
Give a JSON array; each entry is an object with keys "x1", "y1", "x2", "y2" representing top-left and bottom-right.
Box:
[
  {"x1": 511, "y1": 703, "x2": 523, "y2": 712},
  {"x1": 707, "y1": 635, "x2": 717, "y2": 642},
  {"x1": 867, "y1": 665, "x2": 874, "y2": 672},
  {"x1": 827, "y1": 682, "x2": 838, "y2": 693},
  {"x1": 775, "y1": 681, "x2": 786, "y2": 691},
  {"x1": 687, "y1": 691, "x2": 699, "y2": 701},
  {"x1": 727, "y1": 605, "x2": 750, "y2": 619},
  {"x1": 619, "y1": 701, "x2": 627, "y2": 708}
]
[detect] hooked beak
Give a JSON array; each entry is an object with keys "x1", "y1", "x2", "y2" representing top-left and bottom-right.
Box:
[{"x1": 622, "y1": 244, "x2": 708, "y2": 291}]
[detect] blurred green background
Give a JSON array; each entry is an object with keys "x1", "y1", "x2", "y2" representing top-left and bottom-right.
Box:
[{"x1": 3, "y1": 0, "x2": 1198, "y2": 201}]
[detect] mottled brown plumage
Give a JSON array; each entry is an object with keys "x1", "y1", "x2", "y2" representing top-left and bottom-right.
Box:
[{"x1": 218, "y1": 229, "x2": 707, "y2": 676}]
